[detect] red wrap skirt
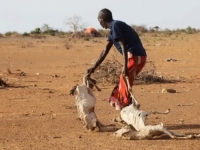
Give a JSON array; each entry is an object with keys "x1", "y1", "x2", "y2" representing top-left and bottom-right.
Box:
[{"x1": 109, "y1": 56, "x2": 146, "y2": 110}]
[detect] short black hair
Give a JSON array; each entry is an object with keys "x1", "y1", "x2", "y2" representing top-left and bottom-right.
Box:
[{"x1": 98, "y1": 8, "x2": 113, "y2": 22}]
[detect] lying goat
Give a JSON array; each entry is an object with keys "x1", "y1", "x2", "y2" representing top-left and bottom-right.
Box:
[
  {"x1": 70, "y1": 75, "x2": 114, "y2": 131},
  {"x1": 114, "y1": 76, "x2": 200, "y2": 140}
]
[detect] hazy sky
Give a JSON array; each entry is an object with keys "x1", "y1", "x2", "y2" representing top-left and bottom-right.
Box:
[{"x1": 0, "y1": 0, "x2": 200, "y2": 33}]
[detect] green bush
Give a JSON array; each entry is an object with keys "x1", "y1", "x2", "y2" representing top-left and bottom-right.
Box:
[
  {"x1": 30, "y1": 28, "x2": 41, "y2": 34},
  {"x1": 84, "y1": 37, "x2": 90, "y2": 41},
  {"x1": 5, "y1": 32, "x2": 12, "y2": 36},
  {"x1": 22, "y1": 32, "x2": 30, "y2": 36}
]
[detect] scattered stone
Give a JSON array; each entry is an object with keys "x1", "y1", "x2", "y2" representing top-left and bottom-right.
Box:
[
  {"x1": 166, "y1": 58, "x2": 178, "y2": 62},
  {"x1": 155, "y1": 43, "x2": 162, "y2": 46},
  {"x1": 161, "y1": 88, "x2": 176, "y2": 93},
  {"x1": 179, "y1": 119, "x2": 184, "y2": 124},
  {"x1": 36, "y1": 72, "x2": 40, "y2": 76},
  {"x1": 19, "y1": 71, "x2": 26, "y2": 76},
  {"x1": 53, "y1": 136, "x2": 62, "y2": 139},
  {"x1": 51, "y1": 74, "x2": 59, "y2": 78},
  {"x1": 165, "y1": 43, "x2": 171, "y2": 46},
  {"x1": 24, "y1": 113, "x2": 30, "y2": 116},
  {"x1": 50, "y1": 114, "x2": 57, "y2": 119},
  {"x1": 177, "y1": 104, "x2": 192, "y2": 107},
  {"x1": 40, "y1": 113, "x2": 45, "y2": 116},
  {"x1": 49, "y1": 90, "x2": 53, "y2": 93}
]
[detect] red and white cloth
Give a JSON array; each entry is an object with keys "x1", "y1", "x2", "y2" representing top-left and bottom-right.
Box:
[{"x1": 109, "y1": 56, "x2": 146, "y2": 110}]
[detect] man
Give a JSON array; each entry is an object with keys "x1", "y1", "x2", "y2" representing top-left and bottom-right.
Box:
[{"x1": 87, "y1": 8, "x2": 147, "y2": 110}]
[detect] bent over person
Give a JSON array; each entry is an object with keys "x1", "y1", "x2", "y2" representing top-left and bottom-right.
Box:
[{"x1": 87, "y1": 8, "x2": 147, "y2": 110}]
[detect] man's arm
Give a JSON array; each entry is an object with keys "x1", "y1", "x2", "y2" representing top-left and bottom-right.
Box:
[
  {"x1": 88, "y1": 40, "x2": 113, "y2": 74},
  {"x1": 118, "y1": 39, "x2": 128, "y2": 76}
]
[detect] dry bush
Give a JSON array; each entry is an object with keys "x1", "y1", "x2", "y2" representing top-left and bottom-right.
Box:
[
  {"x1": 93, "y1": 60, "x2": 122, "y2": 84},
  {"x1": 135, "y1": 61, "x2": 188, "y2": 84},
  {"x1": 134, "y1": 62, "x2": 169, "y2": 84},
  {"x1": 71, "y1": 31, "x2": 84, "y2": 38},
  {"x1": 97, "y1": 29, "x2": 109, "y2": 37},
  {"x1": 0, "y1": 33, "x2": 3, "y2": 38},
  {"x1": 30, "y1": 34, "x2": 46, "y2": 39},
  {"x1": 92, "y1": 60, "x2": 187, "y2": 85},
  {"x1": 131, "y1": 25, "x2": 148, "y2": 33}
]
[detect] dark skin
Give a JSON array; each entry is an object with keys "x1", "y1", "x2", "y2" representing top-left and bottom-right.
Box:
[{"x1": 87, "y1": 16, "x2": 128, "y2": 77}]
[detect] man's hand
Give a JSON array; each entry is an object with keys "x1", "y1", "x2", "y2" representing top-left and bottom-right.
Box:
[
  {"x1": 87, "y1": 67, "x2": 95, "y2": 77},
  {"x1": 121, "y1": 66, "x2": 129, "y2": 76}
]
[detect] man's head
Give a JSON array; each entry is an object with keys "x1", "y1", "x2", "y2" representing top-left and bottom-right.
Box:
[{"x1": 98, "y1": 8, "x2": 113, "y2": 29}]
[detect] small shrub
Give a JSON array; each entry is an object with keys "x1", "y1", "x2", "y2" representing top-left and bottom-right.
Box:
[
  {"x1": 22, "y1": 32, "x2": 30, "y2": 36},
  {"x1": 131, "y1": 25, "x2": 148, "y2": 33},
  {"x1": 5, "y1": 32, "x2": 12, "y2": 37},
  {"x1": 84, "y1": 37, "x2": 90, "y2": 41},
  {"x1": 30, "y1": 28, "x2": 41, "y2": 34},
  {"x1": 97, "y1": 29, "x2": 109, "y2": 37}
]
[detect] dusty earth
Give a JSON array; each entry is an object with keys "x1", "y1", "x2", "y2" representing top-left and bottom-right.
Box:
[{"x1": 0, "y1": 33, "x2": 200, "y2": 150}]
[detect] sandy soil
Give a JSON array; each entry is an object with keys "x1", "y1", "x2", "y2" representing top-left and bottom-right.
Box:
[{"x1": 0, "y1": 33, "x2": 200, "y2": 150}]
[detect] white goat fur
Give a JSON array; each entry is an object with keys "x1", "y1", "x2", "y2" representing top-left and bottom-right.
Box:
[
  {"x1": 75, "y1": 75, "x2": 98, "y2": 130},
  {"x1": 114, "y1": 104, "x2": 200, "y2": 139}
]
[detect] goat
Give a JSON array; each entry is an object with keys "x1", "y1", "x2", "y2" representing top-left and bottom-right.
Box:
[
  {"x1": 114, "y1": 76, "x2": 200, "y2": 140},
  {"x1": 70, "y1": 75, "x2": 115, "y2": 131},
  {"x1": 114, "y1": 103, "x2": 200, "y2": 139}
]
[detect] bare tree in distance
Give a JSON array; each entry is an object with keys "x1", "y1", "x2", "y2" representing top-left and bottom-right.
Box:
[
  {"x1": 41, "y1": 24, "x2": 52, "y2": 32},
  {"x1": 68, "y1": 15, "x2": 87, "y2": 31},
  {"x1": 65, "y1": 15, "x2": 87, "y2": 38}
]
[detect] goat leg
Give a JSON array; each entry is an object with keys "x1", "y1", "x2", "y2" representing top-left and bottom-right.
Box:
[
  {"x1": 161, "y1": 126, "x2": 194, "y2": 139},
  {"x1": 148, "y1": 109, "x2": 170, "y2": 115}
]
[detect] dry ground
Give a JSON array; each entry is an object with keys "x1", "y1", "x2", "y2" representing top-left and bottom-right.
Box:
[{"x1": 0, "y1": 33, "x2": 200, "y2": 150}]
